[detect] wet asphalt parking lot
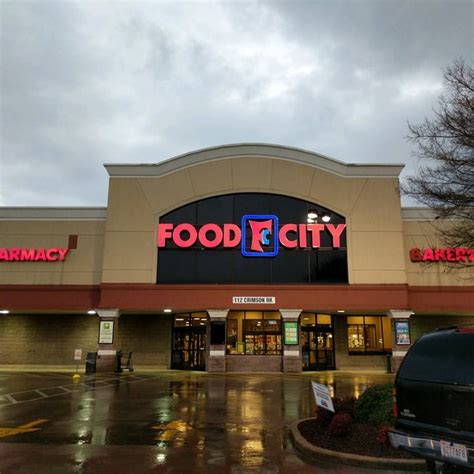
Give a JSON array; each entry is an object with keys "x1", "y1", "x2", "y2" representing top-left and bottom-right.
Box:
[{"x1": 0, "y1": 370, "x2": 424, "y2": 473}]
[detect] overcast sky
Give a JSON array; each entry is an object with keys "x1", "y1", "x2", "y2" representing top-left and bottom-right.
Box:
[{"x1": 1, "y1": 0, "x2": 472, "y2": 206}]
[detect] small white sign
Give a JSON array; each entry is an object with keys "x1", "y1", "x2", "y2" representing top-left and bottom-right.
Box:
[
  {"x1": 232, "y1": 296, "x2": 276, "y2": 304},
  {"x1": 74, "y1": 349, "x2": 82, "y2": 361},
  {"x1": 311, "y1": 381, "x2": 335, "y2": 413},
  {"x1": 99, "y1": 320, "x2": 114, "y2": 344}
]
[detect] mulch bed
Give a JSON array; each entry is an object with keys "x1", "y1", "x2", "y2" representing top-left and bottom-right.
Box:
[{"x1": 298, "y1": 418, "x2": 417, "y2": 459}]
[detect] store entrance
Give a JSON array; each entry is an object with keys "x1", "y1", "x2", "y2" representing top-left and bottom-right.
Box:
[
  {"x1": 301, "y1": 317, "x2": 335, "y2": 370},
  {"x1": 171, "y1": 312, "x2": 208, "y2": 371}
]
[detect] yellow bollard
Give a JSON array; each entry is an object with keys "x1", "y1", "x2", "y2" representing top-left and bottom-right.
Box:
[{"x1": 72, "y1": 373, "x2": 81, "y2": 382}]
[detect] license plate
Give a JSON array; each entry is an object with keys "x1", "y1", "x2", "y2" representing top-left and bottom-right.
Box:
[{"x1": 440, "y1": 440, "x2": 468, "y2": 463}]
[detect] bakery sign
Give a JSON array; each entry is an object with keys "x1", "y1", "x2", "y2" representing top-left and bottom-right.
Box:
[{"x1": 410, "y1": 247, "x2": 474, "y2": 263}]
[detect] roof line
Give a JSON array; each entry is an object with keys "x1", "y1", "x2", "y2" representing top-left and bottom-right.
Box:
[{"x1": 103, "y1": 143, "x2": 405, "y2": 178}]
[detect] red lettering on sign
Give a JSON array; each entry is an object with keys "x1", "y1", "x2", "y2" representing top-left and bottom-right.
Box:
[
  {"x1": 173, "y1": 223, "x2": 197, "y2": 248},
  {"x1": 20, "y1": 248, "x2": 36, "y2": 261},
  {"x1": 434, "y1": 248, "x2": 446, "y2": 261},
  {"x1": 157, "y1": 223, "x2": 173, "y2": 247},
  {"x1": 455, "y1": 248, "x2": 466, "y2": 262},
  {"x1": 298, "y1": 224, "x2": 307, "y2": 247},
  {"x1": 9, "y1": 248, "x2": 20, "y2": 261},
  {"x1": 198, "y1": 224, "x2": 223, "y2": 248},
  {"x1": 307, "y1": 224, "x2": 324, "y2": 247},
  {"x1": 46, "y1": 248, "x2": 59, "y2": 261},
  {"x1": 410, "y1": 247, "x2": 474, "y2": 264},
  {"x1": 156, "y1": 221, "x2": 349, "y2": 251},
  {"x1": 410, "y1": 248, "x2": 423, "y2": 262},
  {"x1": 279, "y1": 224, "x2": 298, "y2": 248},
  {"x1": 326, "y1": 224, "x2": 346, "y2": 248},
  {"x1": 58, "y1": 248, "x2": 69, "y2": 261},
  {"x1": 423, "y1": 248, "x2": 434, "y2": 261},
  {"x1": 35, "y1": 248, "x2": 47, "y2": 261},
  {"x1": 446, "y1": 248, "x2": 456, "y2": 262},
  {"x1": 223, "y1": 224, "x2": 241, "y2": 247},
  {"x1": 0, "y1": 247, "x2": 70, "y2": 262}
]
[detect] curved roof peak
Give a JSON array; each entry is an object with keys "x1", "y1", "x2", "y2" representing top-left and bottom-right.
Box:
[{"x1": 104, "y1": 143, "x2": 404, "y2": 178}]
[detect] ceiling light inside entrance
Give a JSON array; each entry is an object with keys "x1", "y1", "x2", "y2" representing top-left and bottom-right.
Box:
[
  {"x1": 307, "y1": 211, "x2": 318, "y2": 219},
  {"x1": 322, "y1": 214, "x2": 331, "y2": 222},
  {"x1": 164, "y1": 309, "x2": 172, "y2": 313},
  {"x1": 87, "y1": 310, "x2": 96, "y2": 315},
  {"x1": 0, "y1": 310, "x2": 9, "y2": 314}
]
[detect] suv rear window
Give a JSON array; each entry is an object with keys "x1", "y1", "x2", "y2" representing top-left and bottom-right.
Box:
[{"x1": 399, "y1": 331, "x2": 474, "y2": 386}]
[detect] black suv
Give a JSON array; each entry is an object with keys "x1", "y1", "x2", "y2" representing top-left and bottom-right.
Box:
[{"x1": 389, "y1": 327, "x2": 474, "y2": 473}]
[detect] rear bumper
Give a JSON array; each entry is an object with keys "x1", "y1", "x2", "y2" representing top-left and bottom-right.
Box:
[{"x1": 389, "y1": 430, "x2": 474, "y2": 468}]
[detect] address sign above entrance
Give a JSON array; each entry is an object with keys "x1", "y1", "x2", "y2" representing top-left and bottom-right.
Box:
[{"x1": 232, "y1": 296, "x2": 276, "y2": 304}]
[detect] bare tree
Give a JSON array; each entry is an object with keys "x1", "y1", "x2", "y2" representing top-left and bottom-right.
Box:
[{"x1": 404, "y1": 59, "x2": 474, "y2": 257}]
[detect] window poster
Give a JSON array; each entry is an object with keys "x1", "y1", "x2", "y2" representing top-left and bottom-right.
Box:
[
  {"x1": 283, "y1": 321, "x2": 299, "y2": 345},
  {"x1": 99, "y1": 320, "x2": 114, "y2": 344},
  {"x1": 395, "y1": 321, "x2": 411, "y2": 345}
]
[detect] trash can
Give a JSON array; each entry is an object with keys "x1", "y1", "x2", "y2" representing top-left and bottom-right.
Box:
[
  {"x1": 85, "y1": 352, "x2": 97, "y2": 374},
  {"x1": 115, "y1": 350, "x2": 123, "y2": 373}
]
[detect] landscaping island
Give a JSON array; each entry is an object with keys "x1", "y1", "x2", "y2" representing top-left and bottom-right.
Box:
[{"x1": 290, "y1": 384, "x2": 426, "y2": 470}]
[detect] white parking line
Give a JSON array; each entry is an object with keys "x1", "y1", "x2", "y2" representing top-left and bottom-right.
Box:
[{"x1": 0, "y1": 374, "x2": 162, "y2": 407}]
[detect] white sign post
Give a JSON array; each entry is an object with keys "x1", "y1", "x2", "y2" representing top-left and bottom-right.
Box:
[
  {"x1": 73, "y1": 348, "x2": 82, "y2": 379},
  {"x1": 311, "y1": 381, "x2": 335, "y2": 413}
]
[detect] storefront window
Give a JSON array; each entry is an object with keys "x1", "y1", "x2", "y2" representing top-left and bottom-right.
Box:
[
  {"x1": 226, "y1": 311, "x2": 282, "y2": 355},
  {"x1": 347, "y1": 316, "x2": 392, "y2": 354},
  {"x1": 174, "y1": 312, "x2": 208, "y2": 327}
]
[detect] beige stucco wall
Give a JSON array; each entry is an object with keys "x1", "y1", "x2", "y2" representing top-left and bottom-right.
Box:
[
  {"x1": 101, "y1": 156, "x2": 407, "y2": 285},
  {"x1": 403, "y1": 219, "x2": 473, "y2": 286},
  {"x1": 0, "y1": 220, "x2": 105, "y2": 284}
]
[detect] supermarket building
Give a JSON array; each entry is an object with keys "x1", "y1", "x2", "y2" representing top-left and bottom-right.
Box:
[{"x1": 0, "y1": 144, "x2": 473, "y2": 372}]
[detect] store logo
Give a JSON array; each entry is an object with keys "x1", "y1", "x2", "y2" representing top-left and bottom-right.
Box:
[
  {"x1": 157, "y1": 219, "x2": 346, "y2": 257},
  {"x1": 242, "y1": 215, "x2": 279, "y2": 257}
]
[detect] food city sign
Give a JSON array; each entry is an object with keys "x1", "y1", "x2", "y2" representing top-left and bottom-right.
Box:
[
  {"x1": 0, "y1": 248, "x2": 69, "y2": 262},
  {"x1": 410, "y1": 247, "x2": 474, "y2": 263},
  {"x1": 157, "y1": 214, "x2": 346, "y2": 257}
]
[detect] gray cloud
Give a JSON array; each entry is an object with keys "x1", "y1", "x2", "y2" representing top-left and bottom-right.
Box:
[{"x1": 1, "y1": 0, "x2": 472, "y2": 206}]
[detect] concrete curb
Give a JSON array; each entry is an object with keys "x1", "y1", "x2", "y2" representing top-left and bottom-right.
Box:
[{"x1": 289, "y1": 418, "x2": 426, "y2": 471}]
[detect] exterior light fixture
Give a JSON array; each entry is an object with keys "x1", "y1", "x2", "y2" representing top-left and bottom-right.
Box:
[
  {"x1": 307, "y1": 218, "x2": 315, "y2": 224},
  {"x1": 0, "y1": 310, "x2": 9, "y2": 314},
  {"x1": 322, "y1": 214, "x2": 331, "y2": 222},
  {"x1": 175, "y1": 318, "x2": 184, "y2": 321},
  {"x1": 87, "y1": 310, "x2": 96, "y2": 315},
  {"x1": 308, "y1": 211, "x2": 318, "y2": 219},
  {"x1": 337, "y1": 309, "x2": 345, "y2": 313},
  {"x1": 164, "y1": 309, "x2": 172, "y2": 313}
]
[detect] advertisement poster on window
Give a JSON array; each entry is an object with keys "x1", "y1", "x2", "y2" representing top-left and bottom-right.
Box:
[
  {"x1": 283, "y1": 322, "x2": 299, "y2": 345},
  {"x1": 395, "y1": 321, "x2": 411, "y2": 345},
  {"x1": 99, "y1": 321, "x2": 114, "y2": 344}
]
